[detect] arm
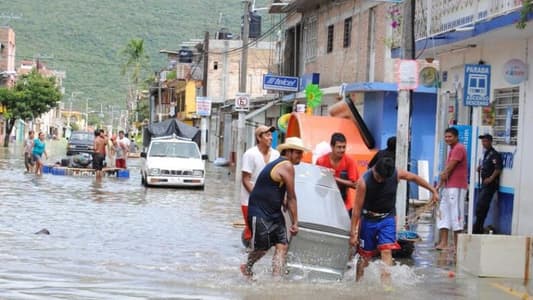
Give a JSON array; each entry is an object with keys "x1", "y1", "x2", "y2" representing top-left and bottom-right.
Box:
[
  {"x1": 484, "y1": 152, "x2": 503, "y2": 185},
  {"x1": 398, "y1": 170, "x2": 439, "y2": 203},
  {"x1": 438, "y1": 159, "x2": 459, "y2": 188},
  {"x1": 349, "y1": 177, "x2": 366, "y2": 247},
  {"x1": 241, "y1": 171, "x2": 253, "y2": 193},
  {"x1": 278, "y1": 163, "x2": 298, "y2": 236}
]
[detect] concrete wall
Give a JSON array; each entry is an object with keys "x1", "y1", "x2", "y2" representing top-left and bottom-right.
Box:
[
  {"x1": 300, "y1": 2, "x2": 388, "y2": 87},
  {"x1": 207, "y1": 40, "x2": 274, "y2": 102}
]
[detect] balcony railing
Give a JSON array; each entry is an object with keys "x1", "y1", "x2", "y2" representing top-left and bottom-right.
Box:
[{"x1": 414, "y1": 0, "x2": 522, "y2": 40}]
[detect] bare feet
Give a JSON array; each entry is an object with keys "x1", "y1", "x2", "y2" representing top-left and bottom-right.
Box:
[{"x1": 240, "y1": 264, "x2": 253, "y2": 280}]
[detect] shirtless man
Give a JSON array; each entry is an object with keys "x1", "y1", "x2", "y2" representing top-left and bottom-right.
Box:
[{"x1": 93, "y1": 129, "x2": 108, "y2": 179}]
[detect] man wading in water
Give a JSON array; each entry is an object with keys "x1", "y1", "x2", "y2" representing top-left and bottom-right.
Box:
[
  {"x1": 350, "y1": 157, "x2": 438, "y2": 286},
  {"x1": 240, "y1": 137, "x2": 309, "y2": 279}
]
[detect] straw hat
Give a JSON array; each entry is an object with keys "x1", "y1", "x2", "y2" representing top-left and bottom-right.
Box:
[{"x1": 277, "y1": 137, "x2": 310, "y2": 152}]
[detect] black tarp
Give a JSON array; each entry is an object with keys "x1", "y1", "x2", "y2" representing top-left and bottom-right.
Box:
[{"x1": 143, "y1": 118, "x2": 200, "y2": 148}]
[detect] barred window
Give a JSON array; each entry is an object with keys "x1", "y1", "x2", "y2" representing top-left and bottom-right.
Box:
[
  {"x1": 304, "y1": 16, "x2": 318, "y2": 62},
  {"x1": 343, "y1": 17, "x2": 352, "y2": 48},
  {"x1": 327, "y1": 25, "x2": 334, "y2": 53},
  {"x1": 492, "y1": 87, "x2": 519, "y2": 145}
]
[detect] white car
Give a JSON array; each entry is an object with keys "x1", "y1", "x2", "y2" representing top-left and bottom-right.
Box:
[{"x1": 140, "y1": 135, "x2": 206, "y2": 189}]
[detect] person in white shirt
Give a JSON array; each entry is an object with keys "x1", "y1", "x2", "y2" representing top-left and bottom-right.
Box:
[
  {"x1": 240, "y1": 125, "x2": 280, "y2": 245},
  {"x1": 117, "y1": 130, "x2": 131, "y2": 168}
]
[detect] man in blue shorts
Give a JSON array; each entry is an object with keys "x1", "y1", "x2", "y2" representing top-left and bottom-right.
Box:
[
  {"x1": 240, "y1": 137, "x2": 309, "y2": 279},
  {"x1": 349, "y1": 157, "x2": 438, "y2": 284}
]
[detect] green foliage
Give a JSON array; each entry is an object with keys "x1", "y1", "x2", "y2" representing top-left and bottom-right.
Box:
[
  {"x1": 0, "y1": 70, "x2": 61, "y2": 120},
  {"x1": 517, "y1": 0, "x2": 533, "y2": 29},
  {"x1": 3, "y1": 0, "x2": 270, "y2": 111}
]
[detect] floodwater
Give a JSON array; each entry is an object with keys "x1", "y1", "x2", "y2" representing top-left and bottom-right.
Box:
[{"x1": 0, "y1": 140, "x2": 529, "y2": 299}]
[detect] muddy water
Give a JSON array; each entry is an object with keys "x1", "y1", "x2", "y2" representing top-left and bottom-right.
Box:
[{"x1": 0, "y1": 141, "x2": 526, "y2": 299}]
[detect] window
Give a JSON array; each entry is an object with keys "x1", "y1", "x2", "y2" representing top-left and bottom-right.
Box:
[
  {"x1": 327, "y1": 25, "x2": 334, "y2": 53},
  {"x1": 343, "y1": 17, "x2": 352, "y2": 48},
  {"x1": 492, "y1": 87, "x2": 519, "y2": 145},
  {"x1": 304, "y1": 16, "x2": 318, "y2": 62}
]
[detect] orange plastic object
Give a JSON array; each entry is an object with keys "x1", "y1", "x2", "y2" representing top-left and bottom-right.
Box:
[{"x1": 286, "y1": 113, "x2": 377, "y2": 209}]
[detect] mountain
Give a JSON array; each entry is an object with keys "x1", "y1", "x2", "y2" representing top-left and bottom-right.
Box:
[{"x1": 1, "y1": 0, "x2": 270, "y2": 111}]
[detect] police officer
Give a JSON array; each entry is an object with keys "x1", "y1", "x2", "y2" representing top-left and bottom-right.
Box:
[{"x1": 473, "y1": 134, "x2": 502, "y2": 234}]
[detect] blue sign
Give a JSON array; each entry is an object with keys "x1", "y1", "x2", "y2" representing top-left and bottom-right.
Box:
[
  {"x1": 299, "y1": 73, "x2": 320, "y2": 91},
  {"x1": 464, "y1": 64, "x2": 491, "y2": 106},
  {"x1": 263, "y1": 74, "x2": 299, "y2": 92}
]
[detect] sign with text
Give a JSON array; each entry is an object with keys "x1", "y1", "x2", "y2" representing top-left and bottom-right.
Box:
[
  {"x1": 464, "y1": 64, "x2": 491, "y2": 106},
  {"x1": 263, "y1": 74, "x2": 299, "y2": 92},
  {"x1": 195, "y1": 97, "x2": 212, "y2": 117},
  {"x1": 234, "y1": 93, "x2": 250, "y2": 112},
  {"x1": 396, "y1": 60, "x2": 419, "y2": 90}
]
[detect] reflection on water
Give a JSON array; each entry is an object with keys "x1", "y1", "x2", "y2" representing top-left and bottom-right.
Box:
[{"x1": 0, "y1": 141, "x2": 526, "y2": 299}]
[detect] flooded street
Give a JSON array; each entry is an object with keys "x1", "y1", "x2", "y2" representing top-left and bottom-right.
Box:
[{"x1": 0, "y1": 141, "x2": 528, "y2": 299}]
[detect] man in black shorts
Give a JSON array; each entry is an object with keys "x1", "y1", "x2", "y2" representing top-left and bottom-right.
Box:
[
  {"x1": 240, "y1": 137, "x2": 309, "y2": 279},
  {"x1": 92, "y1": 129, "x2": 107, "y2": 178}
]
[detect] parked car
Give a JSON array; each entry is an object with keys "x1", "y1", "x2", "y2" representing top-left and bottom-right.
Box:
[
  {"x1": 66, "y1": 131, "x2": 95, "y2": 156},
  {"x1": 140, "y1": 135, "x2": 207, "y2": 189}
]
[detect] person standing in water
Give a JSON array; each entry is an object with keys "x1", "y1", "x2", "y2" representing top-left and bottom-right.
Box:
[
  {"x1": 241, "y1": 137, "x2": 308, "y2": 279},
  {"x1": 23, "y1": 130, "x2": 35, "y2": 173},
  {"x1": 32, "y1": 132, "x2": 48, "y2": 175},
  {"x1": 240, "y1": 125, "x2": 280, "y2": 245}
]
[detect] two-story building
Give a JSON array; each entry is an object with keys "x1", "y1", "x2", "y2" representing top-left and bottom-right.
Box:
[
  {"x1": 269, "y1": 0, "x2": 439, "y2": 200},
  {"x1": 394, "y1": 0, "x2": 531, "y2": 236},
  {"x1": 0, "y1": 26, "x2": 16, "y2": 143}
]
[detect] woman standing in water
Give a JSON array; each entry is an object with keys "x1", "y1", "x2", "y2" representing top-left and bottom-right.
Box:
[{"x1": 32, "y1": 132, "x2": 48, "y2": 175}]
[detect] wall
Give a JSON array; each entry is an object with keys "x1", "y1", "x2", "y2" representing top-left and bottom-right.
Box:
[
  {"x1": 207, "y1": 39, "x2": 274, "y2": 102},
  {"x1": 364, "y1": 91, "x2": 437, "y2": 199},
  {"x1": 301, "y1": 2, "x2": 388, "y2": 87},
  {"x1": 435, "y1": 33, "x2": 531, "y2": 234}
]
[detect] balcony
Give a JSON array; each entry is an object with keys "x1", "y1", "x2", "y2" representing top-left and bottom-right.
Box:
[{"x1": 414, "y1": 0, "x2": 522, "y2": 40}]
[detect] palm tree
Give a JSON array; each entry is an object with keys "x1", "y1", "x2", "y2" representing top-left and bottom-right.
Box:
[{"x1": 120, "y1": 39, "x2": 150, "y2": 120}]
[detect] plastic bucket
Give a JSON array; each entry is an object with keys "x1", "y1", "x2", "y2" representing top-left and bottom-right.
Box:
[{"x1": 117, "y1": 169, "x2": 130, "y2": 178}]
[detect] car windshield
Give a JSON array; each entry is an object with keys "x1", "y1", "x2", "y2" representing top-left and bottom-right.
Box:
[
  {"x1": 70, "y1": 132, "x2": 94, "y2": 141},
  {"x1": 149, "y1": 142, "x2": 201, "y2": 159}
]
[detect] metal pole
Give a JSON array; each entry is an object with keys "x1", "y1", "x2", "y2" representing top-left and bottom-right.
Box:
[
  {"x1": 395, "y1": 0, "x2": 415, "y2": 230},
  {"x1": 201, "y1": 31, "x2": 210, "y2": 157},
  {"x1": 85, "y1": 98, "x2": 89, "y2": 131},
  {"x1": 235, "y1": 0, "x2": 250, "y2": 186}
]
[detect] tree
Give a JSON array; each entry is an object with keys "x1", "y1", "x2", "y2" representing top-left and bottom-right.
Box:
[
  {"x1": 0, "y1": 70, "x2": 62, "y2": 146},
  {"x1": 120, "y1": 38, "x2": 150, "y2": 124}
]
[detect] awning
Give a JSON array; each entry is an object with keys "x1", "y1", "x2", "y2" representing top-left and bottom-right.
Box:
[{"x1": 345, "y1": 82, "x2": 437, "y2": 94}]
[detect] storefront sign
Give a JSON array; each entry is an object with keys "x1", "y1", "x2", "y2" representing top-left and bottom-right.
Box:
[
  {"x1": 263, "y1": 74, "x2": 299, "y2": 92},
  {"x1": 195, "y1": 97, "x2": 212, "y2": 117},
  {"x1": 464, "y1": 64, "x2": 491, "y2": 106},
  {"x1": 503, "y1": 59, "x2": 528, "y2": 85}
]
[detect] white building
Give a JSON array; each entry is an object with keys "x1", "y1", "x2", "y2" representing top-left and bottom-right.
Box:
[{"x1": 401, "y1": 0, "x2": 532, "y2": 235}]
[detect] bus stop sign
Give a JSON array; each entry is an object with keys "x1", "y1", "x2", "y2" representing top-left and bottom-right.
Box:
[{"x1": 464, "y1": 64, "x2": 491, "y2": 106}]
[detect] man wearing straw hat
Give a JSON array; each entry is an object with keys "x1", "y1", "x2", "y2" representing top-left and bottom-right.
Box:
[{"x1": 241, "y1": 137, "x2": 310, "y2": 279}]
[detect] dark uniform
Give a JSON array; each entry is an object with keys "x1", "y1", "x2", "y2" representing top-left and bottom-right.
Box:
[{"x1": 473, "y1": 146, "x2": 502, "y2": 234}]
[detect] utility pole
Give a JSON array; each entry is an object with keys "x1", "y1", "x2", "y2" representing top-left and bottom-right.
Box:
[
  {"x1": 235, "y1": 0, "x2": 251, "y2": 186},
  {"x1": 395, "y1": 0, "x2": 415, "y2": 230},
  {"x1": 200, "y1": 31, "x2": 210, "y2": 157}
]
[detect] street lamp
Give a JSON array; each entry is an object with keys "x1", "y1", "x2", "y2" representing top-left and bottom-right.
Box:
[
  {"x1": 66, "y1": 91, "x2": 84, "y2": 137},
  {"x1": 85, "y1": 97, "x2": 93, "y2": 131}
]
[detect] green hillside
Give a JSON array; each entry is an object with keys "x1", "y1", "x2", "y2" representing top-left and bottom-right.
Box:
[{"x1": 1, "y1": 0, "x2": 270, "y2": 111}]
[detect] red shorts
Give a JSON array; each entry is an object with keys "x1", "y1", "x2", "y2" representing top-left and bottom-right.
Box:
[{"x1": 115, "y1": 159, "x2": 126, "y2": 169}]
